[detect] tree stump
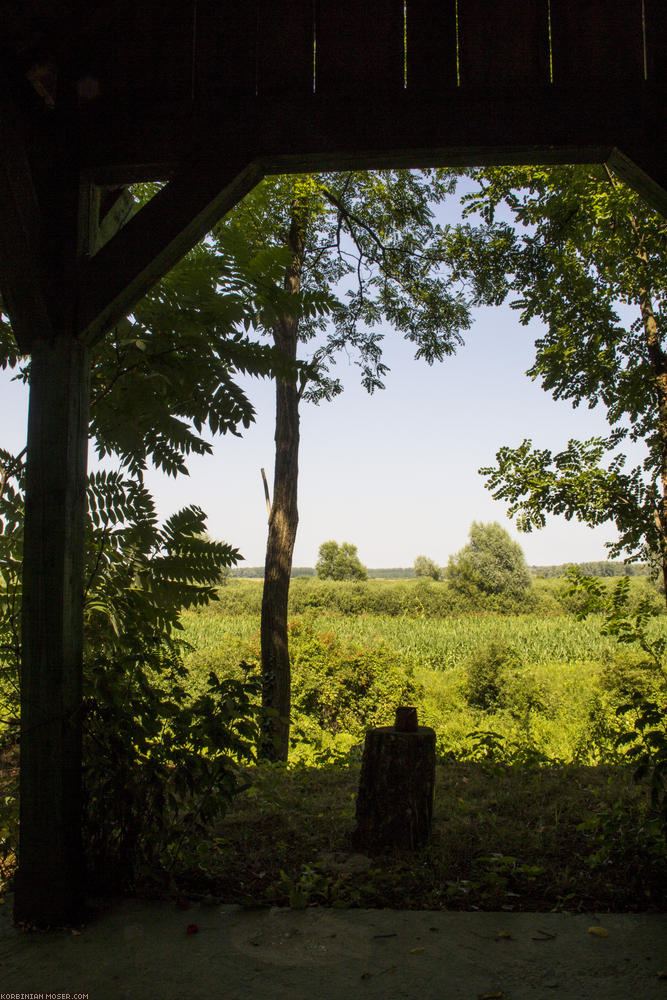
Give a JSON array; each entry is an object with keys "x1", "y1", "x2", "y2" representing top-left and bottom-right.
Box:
[{"x1": 352, "y1": 707, "x2": 436, "y2": 851}]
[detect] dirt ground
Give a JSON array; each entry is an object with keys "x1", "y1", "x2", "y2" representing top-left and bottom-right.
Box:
[{"x1": 1, "y1": 897, "x2": 666, "y2": 1000}]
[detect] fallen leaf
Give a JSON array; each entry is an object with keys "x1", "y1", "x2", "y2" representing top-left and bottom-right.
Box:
[
  {"x1": 496, "y1": 931, "x2": 512, "y2": 940},
  {"x1": 587, "y1": 926, "x2": 609, "y2": 938},
  {"x1": 410, "y1": 947, "x2": 424, "y2": 954},
  {"x1": 186, "y1": 923, "x2": 199, "y2": 935}
]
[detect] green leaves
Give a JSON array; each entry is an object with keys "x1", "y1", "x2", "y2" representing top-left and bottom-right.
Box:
[
  {"x1": 85, "y1": 475, "x2": 240, "y2": 645},
  {"x1": 315, "y1": 540, "x2": 368, "y2": 582},
  {"x1": 214, "y1": 169, "x2": 487, "y2": 401},
  {"x1": 460, "y1": 165, "x2": 667, "y2": 579},
  {"x1": 480, "y1": 437, "x2": 659, "y2": 567},
  {"x1": 564, "y1": 570, "x2": 667, "y2": 834},
  {"x1": 413, "y1": 555, "x2": 442, "y2": 581},
  {"x1": 446, "y1": 521, "x2": 531, "y2": 601}
]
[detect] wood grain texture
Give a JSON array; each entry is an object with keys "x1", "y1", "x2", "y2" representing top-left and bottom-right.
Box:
[
  {"x1": 196, "y1": 0, "x2": 258, "y2": 98},
  {"x1": 257, "y1": 0, "x2": 314, "y2": 96},
  {"x1": 644, "y1": 0, "x2": 667, "y2": 84},
  {"x1": 458, "y1": 0, "x2": 550, "y2": 87},
  {"x1": 353, "y1": 725, "x2": 436, "y2": 851},
  {"x1": 101, "y1": 0, "x2": 194, "y2": 101},
  {"x1": 315, "y1": 0, "x2": 404, "y2": 95},
  {"x1": 550, "y1": 0, "x2": 644, "y2": 84},
  {"x1": 15, "y1": 335, "x2": 90, "y2": 927},
  {"x1": 405, "y1": 0, "x2": 457, "y2": 91},
  {"x1": 0, "y1": 73, "x2": 53, "y2": 351}
]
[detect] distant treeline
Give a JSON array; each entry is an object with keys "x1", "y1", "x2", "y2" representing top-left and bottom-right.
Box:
[
  {"x1": 231, "y1": 566, "x2": 315, "y2": 578},
  {"x1": 210, "y1": 574, "x2": 661, "y2": 619},
  {"x1": 230, "y1": 561, "x2": 649, "y2": 580},
  {"x1": 230, "y1": 566, "x2": 414, "y2": 579},
  {"x1": 529, "y1": 561, "x2": 649, "y2": 578}
]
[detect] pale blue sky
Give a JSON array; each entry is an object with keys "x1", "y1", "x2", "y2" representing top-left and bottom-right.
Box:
[
  {"x1": 0, "y1": 179, "x2": 641, "y2": 570},
  {"x1": 0, "y1": 299, "x2": 624, "y2": 569}
]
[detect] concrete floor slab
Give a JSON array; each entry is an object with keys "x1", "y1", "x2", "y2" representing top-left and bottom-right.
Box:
[{"x1": 1, "y1": 898, "x2": 666, "y2": 1000}]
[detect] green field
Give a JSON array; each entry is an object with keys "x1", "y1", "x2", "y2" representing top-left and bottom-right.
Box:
[
  {"x1": 181, "y1": 607, "x2": 619, "y2": 673},
  {"x1": 3, "y1": 576, "x2": 665, "y2": 910},
  {"x1": 180, "y1": 583, "x2": 666, "y2": 767}
]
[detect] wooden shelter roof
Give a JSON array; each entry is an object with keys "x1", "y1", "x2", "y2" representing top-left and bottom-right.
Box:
[
  {"x1": 4, "y1": 1, "x2": 665, "y2": 179},
  {"x1": 2, "y1": 0, "x2": 666, "y2": 352}
]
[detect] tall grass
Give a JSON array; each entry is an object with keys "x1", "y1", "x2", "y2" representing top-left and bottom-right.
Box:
[
  {"x1": 180, "y1": 586, "x2": 666, "y2": 767},
  {"x1": 181, "y1": 608, "x2": 618, "y2": 673}
]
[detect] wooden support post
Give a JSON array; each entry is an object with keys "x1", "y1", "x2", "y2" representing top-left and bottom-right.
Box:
[
  {"x1": 14, "y1": 334, "x2": 90, "y2": 927},
  {"x1": 352, "y1": 707, "x2": 436, "y2": 852}
]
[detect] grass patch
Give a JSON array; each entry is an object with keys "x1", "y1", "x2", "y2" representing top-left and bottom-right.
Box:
[{"x1": 173, "y1": 758, "x2": 666, "y2": 912}]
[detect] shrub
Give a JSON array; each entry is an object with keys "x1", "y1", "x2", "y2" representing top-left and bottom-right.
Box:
[
  {"x1": 83, "y1": 640, "x2": 260, "y2": 891},
  {"x1": 447, "y1": 522, "x2": 532, "y2": 601},
  {"x1": 464, "y1": 639, "x2": 521, "y2": 711},
  {"x1": 463, "y1": 639, "x2": 545, "y2": 717},
  {"x1": 414, "y1": 555, "x2": 442, "y2": 581},
  {"x1": 287, "y1": 620, "x2": 421, "y2": 738},
  {"x1": 316, "y1": 541, "x2": 367, "y2": 581}
]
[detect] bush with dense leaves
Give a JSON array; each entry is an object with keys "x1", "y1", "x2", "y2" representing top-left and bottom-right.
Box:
[
  {"x1": 0, "y1": 457, "x2": 261, "y2": 890},
  {"x1": 83, "y1": 643, "x2": 260, "y2": 891},
  {"x1": 447, "y1": 521, "x2": 532, "y2": 602},
  {"x1": 464, "y1": 639, "x2": 546, "y2": 718},
  {"x1": 414, "y1": 555, "x2": 442, "y2": 581},
  {"x1": 286, "y1": 620, "x2": 420, "y2": 738},
  {"x1": 315, "y1": 541, "x2": 368, "y2": 581}
]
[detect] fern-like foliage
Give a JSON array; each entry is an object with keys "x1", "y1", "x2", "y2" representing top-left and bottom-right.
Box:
[{"x1": 84, "y1": 471, "x2": 239, "y2": 644}]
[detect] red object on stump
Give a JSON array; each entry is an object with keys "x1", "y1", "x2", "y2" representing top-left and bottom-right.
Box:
[{"x1": 352, "y1": 707, "x2": 436, "y2": 851}]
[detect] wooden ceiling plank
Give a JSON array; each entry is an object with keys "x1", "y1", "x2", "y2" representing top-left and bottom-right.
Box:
[
  {"x1": 195, "y1": 1, "x2": 258, "y2": 98},
  {"x1": 458, "y1": 0, "x2": 550, "y2": 88},
  {"x1": 405, "y1": 0, "x2": 457, "y2": 92},
  {"x1": 550, "y1": 0, "x2": 644, "y2": 85},
  {"x1": 644, "y1": 0, "x2": 667, "y2": 84},
  {"x1": 315, "y1": 0, "x2": 404, "y2": 95},
  {"x1": 257, "y1": 0, "x2": 314, "y2": 96},
  {"x1": 98, "y1": 1, "x2": 194, "y2": 104},
  {"x1": 77, "y1": 156, "x2": 264, "y2": 346}
]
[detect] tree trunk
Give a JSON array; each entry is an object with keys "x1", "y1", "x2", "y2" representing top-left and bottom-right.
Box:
[
  {"x1": 260, "y1": 204, "x2": 306, "y2": 761},
  {"x1": 14, "y1": 334, "x2": 90, "y2": 927}
]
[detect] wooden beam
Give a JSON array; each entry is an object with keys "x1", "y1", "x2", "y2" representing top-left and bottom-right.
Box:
[
  {"x1": 607, "y1": 147, "x2": 667, "y2": 217},
  {"x1": 94, "y1": 186, "x2": 136, "y2": 253},
  {"x1": 14, "y1": 333, "x2": 90, "y2": 928},
  {"x1": 0, "y1": 76, "x2": 53, "y2": 352},
  {"x1": 77, "y1": 156, "x2": 264, "y2": 345},
  {"x1": 81, "y1": 84, "x2": 666, "y2": 184}
]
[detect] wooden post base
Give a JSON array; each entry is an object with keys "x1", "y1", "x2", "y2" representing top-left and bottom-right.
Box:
[{"x1": 352, "y1": 711, "x2": 436, "y2": 852}]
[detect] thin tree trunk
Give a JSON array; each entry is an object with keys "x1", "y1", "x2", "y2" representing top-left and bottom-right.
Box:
[{"x1": 260, "y1": 203, "x2": 306, "y2": 761}]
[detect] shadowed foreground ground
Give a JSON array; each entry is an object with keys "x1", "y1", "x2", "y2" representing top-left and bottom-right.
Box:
[{"x1": 1, "y1": 898, "x2": 666, "y2": 1000}]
